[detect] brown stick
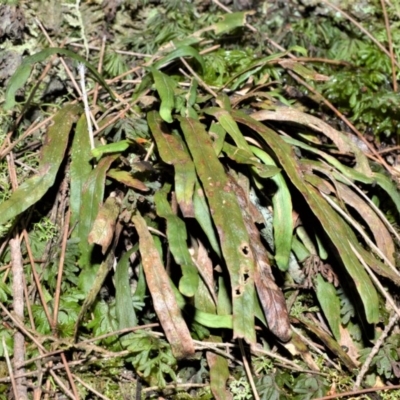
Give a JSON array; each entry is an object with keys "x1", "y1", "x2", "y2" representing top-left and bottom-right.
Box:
[{"x1": 10, "y1": 238, "x2": 28, "y2": 400}]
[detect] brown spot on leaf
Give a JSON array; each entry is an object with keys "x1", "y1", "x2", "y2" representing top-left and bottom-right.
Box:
[{"x1": 240, "y1": 244, "x2": 250, "y2": 256}]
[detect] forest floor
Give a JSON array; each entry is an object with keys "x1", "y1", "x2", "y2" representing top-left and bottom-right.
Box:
[{"x1": 2, "y1": 1, "x2": 400, "y2": 399}]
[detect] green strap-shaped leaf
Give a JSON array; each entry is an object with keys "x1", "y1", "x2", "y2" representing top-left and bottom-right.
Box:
[
  {"x1": 286, "y1": 134, "x2": 400, "y2": 217},
  {"x1": 210, "y1": 122, "x2": 226, "y2": 156},
  {"x1": 134, "y1": 263, "x2": 147, "y2": 302},
  {"x1": 0, "y1": 104, "x2": 81, "y2": 225},
  {"x1": 148, "y1": 111, "x2": 221, "y2": 256},
  {"x1": 155, "y1": 184, "x2": 199, "y2": 297},
  {"x1": 180, "y1": 117, "x2": 256, "y2": 343},
  {"x1": 222, "y1": 52, "x2": 288, "y2": 91},
  {"x1": 74, "y1": 250, "x2": 115, "y2": 339},
  {"x1": 355, "y1": 244, "x2": 400, "y2": 287},
  {"x1": 232, "y1": 110, "x2": 379, "y2": 324},
  {"x1": 77, "y1": 155, "x2": 118, "y2": 270},
  {"x1": 217, "y1": 276, "x2": 232, "y2": 316},
  {"x1": 206, "y1": 107, "x2": 281, "y2": 178},
  {"x1": 193, "y1": 239, "x2": 217, "y2": 316},
  {"x1": 70, "y1": 114, "x2": 93, "y2": 229},
  {"x1": 282, "y1": 136, "x2": 374, "y2": 184},
  {"x1": 301, "y1": 159, "x2": 395, "y2": 265},
  {"x1": 193, "y1": 309, "x2": 232, "y2": 328},
  {"x1": 315, "y1": 274, "x2": 341, "y2": 341},
  {"x1": 171, "y1": 274, "x2": 232, "y2": 328},
  {"x1": 172, "y1": 129, "x2": 197, "y2": 216},
  {"x1": 205, "y1": 107, "x2": 250, "y2": 150},
  {"x1": 148, "y1": 111, "x2": 196, "y2": 217},
  {"x1": 5, "y1": 48, "x2": 115, "y2": 110},
  {"x1": 91, "y1": 140, "x2": 130, "y2": 159},
  {"x1": 335, "y1": 210, "x2": 400, "y2": 287},
  {"x1": 152, "y1": 45, "x2": 205, "y2": 73},
  {"x1": 291, "y1": 235, "x2": 310, "y2": 263},
  {"x1": 115, "y1": 247, "x2": 139, "y2": 331},
  {"x1": 251, "y1": 146, "x2": 293, "y2": 271},
  {"x1": 151, "y1": 68, "x2": 176, "y2": 123},
  {"x1": 193, "y1": 182, "x2": 222, "y2": 257},
  {"x1": 222, "y1": 142, "x2": 280, "y2": 178}
]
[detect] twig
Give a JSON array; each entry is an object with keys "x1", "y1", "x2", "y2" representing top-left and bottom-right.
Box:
[
  {"x1": 3, "y1": 304, "x2": 75, "y2": 398},
  {"x1": 22, "y1": 229, "x2": 53, "y2": 326},
  {"x1": 250, "y1": 345, "x2": 304, "y2": 371},
  {"x1": 314, "y1": 383, "x2": 400, "y2": 400},
  {"x1": 35, "y1": 18, "x2": 83, "y2": 97},
  {"x1": 0, "y1": 304, "x2": 77, "y2": 399},
  {"x1": 0, "y1": 115, "x2": 53, "y2": 160},
  {"x1": 3, "y1": 335, "x2": 18, "y2": 400},
  {"x1": 60, "y1": 353, "x2": 80, "y2": 399},
  {"x1": 18, "y1": 324, "x2": 159, "y2": 368},
  {"x1": 238, "y1": 339, "x2": 260, "y2": 400},
  {"x1": 92, "y1": 103, "x2": 131, "y2": 137},
  {"x1": 0, "y1": 303, "x2": 47, "y2": 353},
  {"x1": 348, "y1": 242, "x2": 400, "y2": 321},
  {"x1": 142, "y1": 383, "x2": 208, "y2": 393},
  {"x1": 321, "y1": 193, "x2": 400, "y2": 279},
  {"x1": 10, "y1": 238, "x2": 28, "y2": 399},
  {"x1": 36, "y1": 18, "x2": 100, "y2": 131},
  {"x1": 67, "y1": 42, "x2": 152, "y2": 58},
  {"x1": 144, "y1": 142, "x2": 155, "y2": 162},
  {"x1": 354, "y1": 312, "x2": 399, "y2": 389},
  {"x1": 48, "y1": 369, "x2": 76, "y2": 400},
  {"x1": 73, "y1": 374, "x2": 112, "y2": 400},
  {"x1": 179, "y1": 56, "x2": 218, "y2": 98},
  {"x1": 93, "y1": 35, "x2": 107, "y2": 106},
  {"x1": 78, "y1": 63, "x2": 95, "y2": 149},
  {"x1": 286, "y1": 70, "x2": 392, "y2": 173},
  {"x1": 319, "y1": 0, "x2": 400, "y2": 69},
  {"x1": 52, "y1": 209, "x2": 71, "y2": 332},
  {"x1": 329, "y1": 167, "x2": 400, "y2": 244},
  {"x1": 291, "y1": 326, "x2": 341, "y2": 371},
  {"x1": 7, "y1": 153, "x2": 42, "y2": 395}
]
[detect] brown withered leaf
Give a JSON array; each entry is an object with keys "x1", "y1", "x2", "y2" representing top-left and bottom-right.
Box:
[
  {"x1": 88, "y1": 194, "x2": 120, "y2": 254},
  {"x1": 107, "y1": 169, "x2": 149, "y2": 191},
  {"x1": 279, "y1": 60, "x2": 331, "y2": 81},
  {"x1": 195, "y1": 240, "x2": 218, "y2": 306},
  {"x1": 250, "y1": 107, "x2": 371, "y2": 175},
  {"x1": 284, "y1": 331, "x2": 320, "y2": 371},
  {"x1": 338, "y1": 324, "x2": 359, "y2": 363},
  {"x1": 228, "y1": 173, "x2": 291, "y2": 342},
  {"x1": 132, "y1": 213, "x2": 195, "y2": 359},
  {"x1": 299, "y1": 316, "x2": 358, "y2": 371},
  {"x1": 335, "y1": 181, "x2": 395, "y2": 265}
]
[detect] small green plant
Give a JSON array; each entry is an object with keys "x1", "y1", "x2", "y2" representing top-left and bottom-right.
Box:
[{"x1": 229, "y1": 377, "x2": 252, "y2": 400}]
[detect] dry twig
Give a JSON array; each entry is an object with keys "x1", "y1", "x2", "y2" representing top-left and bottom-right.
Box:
[{"x1": 10, "y1": 238, "x2": 28, "y2": 400}]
